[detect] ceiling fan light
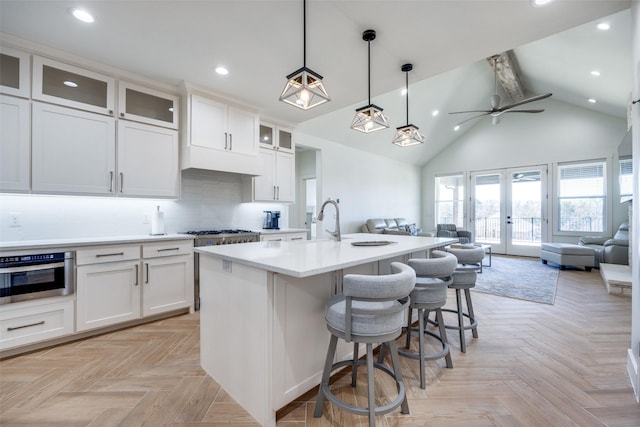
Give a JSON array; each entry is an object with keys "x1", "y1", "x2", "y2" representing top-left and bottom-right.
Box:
[
  {"x1": 351, "y1": 104, "x2": 389, "y2": 133},
  {"x1": 279, "y1": 67, "x2": 330, "y2": 110},
  {"x1": 392, "y1": 124, "x2": 424, "y2": 147}
]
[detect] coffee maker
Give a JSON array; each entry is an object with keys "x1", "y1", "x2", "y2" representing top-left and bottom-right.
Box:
[{"x1": 263, "y1": 211, "x2": 281, "y2": 229}]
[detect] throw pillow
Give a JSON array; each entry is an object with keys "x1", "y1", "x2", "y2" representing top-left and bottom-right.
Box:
[{"x1": 405, "y1": 223, "x2": 418, "y2": 236}]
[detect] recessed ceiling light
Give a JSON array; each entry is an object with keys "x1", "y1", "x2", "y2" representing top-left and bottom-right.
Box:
[
  {"x1": 590, "y1": 70, "x2": 601, "y2": 76},
  {"x1": 432, "y1": 110, "x2": 439, "y2": 117},
  {"x1": 588, "y1": 98, "x2": 597, "y2": 103},
  {"x1": 454, "y1": 125, "x2": 460, "y2": 131},
  {"x1": 531, "y1": 0, "x2": 554, "y2": 7},
  {"x1": 63, "y1": 80, "x2": 78, "y2": 88},
  {"x1": 215, "y1": 66, "x2": 229, "y2": 75},
  {"x1": 71, "y1": 8, "x2": 94, "y2": 23},
  {"x1": 597, "y1": 22, "x2": 610, "y2": 30}
]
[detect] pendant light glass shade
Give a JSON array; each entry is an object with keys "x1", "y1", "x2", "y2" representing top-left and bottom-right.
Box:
[
  {"x1": 351, "y1": 29, "x2": 388, "y2": 133},
  {"x1": 392, "y1": 63, "x2": 424, "y2": 146},
  {"x1": 279, "y1": 0, "x2": 329, "y2": 110}
]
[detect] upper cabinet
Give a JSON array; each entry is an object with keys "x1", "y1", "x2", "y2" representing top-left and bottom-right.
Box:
[
  {"x1": 32, "y1": 56, "x2": 115, "y2": 116},
  {"x1": 0, "y1": 46, "x2": 30, "y2": 98},
  {"x1": 259, "y1": 123, "x2": 294, "y2": 153},
  {"x1": 118, "y1": 81, "x2": 179, "y2": 129},
  {"x1": 181, "y1": 88, "x2": 261, "y2": 175},
  {"x1": 0, "y1": 95, "x2": 30, "y2": 191}
]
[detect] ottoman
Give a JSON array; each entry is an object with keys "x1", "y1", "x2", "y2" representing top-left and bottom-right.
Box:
[{"x1": 540, "y1": 243, "x2": 595, "y2": 271}]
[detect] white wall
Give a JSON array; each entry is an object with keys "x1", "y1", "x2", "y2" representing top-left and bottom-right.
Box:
[
  {"x1": 0, "y1": 169, "x2": 289, "y2": 241},
  {"x1": 421, "y1": 98, "x2": 628, "y2": 239},
  {"x1": 293, "y1": 132, "x2": 422, "y2": 236}
]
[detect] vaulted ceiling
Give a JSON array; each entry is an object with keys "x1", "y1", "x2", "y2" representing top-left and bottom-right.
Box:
[{"x1": 0, "y1": 1, "x2": 633, "y2": 166}]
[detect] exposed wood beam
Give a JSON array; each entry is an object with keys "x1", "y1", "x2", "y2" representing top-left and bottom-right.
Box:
[{"x1": 487, "y1": 51, "x2": 526, "y2": 102}]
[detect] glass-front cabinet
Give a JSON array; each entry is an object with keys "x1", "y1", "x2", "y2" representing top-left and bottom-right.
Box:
[
  {"x1": 259, "y1": 122, "x2": 294, "y2": 153},
  {"x1": 32, "y1": 56, "x2": 115, "y2": 116},
  {"x1": 118, "y1": 81, "x2": 179, "y2": 129},
  {"x1": 0, "y1": 46, "x2": 30, "y2": 98}
]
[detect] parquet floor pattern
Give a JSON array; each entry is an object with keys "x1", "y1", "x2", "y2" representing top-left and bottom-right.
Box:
[{"x1": 1, "y1": 267, "x2": 639, "y2": 426}]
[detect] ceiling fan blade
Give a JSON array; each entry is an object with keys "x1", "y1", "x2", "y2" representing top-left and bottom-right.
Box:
[
  {"x1": 449, "y1": 110, "x2": 492, "y2": 115},
  {"x1": 498, "y1": 93, "x2": 552, "y2": 111},
  {"x1": 502, "y1": 109, "x2": 545, "y2": 113},
  {"x1": 454, "y1": 112, "x2": 490, "y2": 126}
]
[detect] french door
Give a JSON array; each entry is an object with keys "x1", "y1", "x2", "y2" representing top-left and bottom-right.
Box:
[{"x1": 470, "y1": 166, "x2": 547, "y2": 257}]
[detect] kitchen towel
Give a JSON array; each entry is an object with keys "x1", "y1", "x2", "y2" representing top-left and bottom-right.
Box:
[{"x1": 151, "y1": 206, "x2": 165, "y2": 235}]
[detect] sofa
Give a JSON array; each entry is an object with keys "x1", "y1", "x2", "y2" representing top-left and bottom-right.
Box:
[
  {"x1": 362, "y1": 218, "x2": 433, "y2": 237},
  {"x1": 436, "y1": 224, "x2": 473, "y2": 244},
  {"x1": 578, "y1": 222, "x2": 629, "y2": 266}
]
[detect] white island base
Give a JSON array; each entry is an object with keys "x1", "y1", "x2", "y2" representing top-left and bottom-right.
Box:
[{"x1": 197, "y1": 234, "x2": 456, "y2": 426}]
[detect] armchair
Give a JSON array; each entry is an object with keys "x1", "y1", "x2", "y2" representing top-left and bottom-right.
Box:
[
  {"x1": 436, "y1": 224, "x2": 473, "y2": 244},
  {"x1": 578, "y1": 222, "x2": 629, "y2": 266}
]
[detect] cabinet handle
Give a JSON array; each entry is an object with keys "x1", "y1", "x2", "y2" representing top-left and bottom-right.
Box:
[
  {"x1": 8, "y1": 321, "x2": 45, "y2": 331},
  {"x1": 290, "y1": 237, "x2": 303, "y2": 240},
  {"x1": 273, "y1": 186, "x2": 276, "y2": 200},
  {"x1": 229, "y1": 133, "x2": 233, "y2": 150},
  {"x1": 145, "y1": 263, "x2": 149, "y2": 284},
  {"x1": 109, "y1": 171, "x2": 114, "y2": 192},
  {"x1": 120, "y1": 172, "x2": 124, "y2": 193},
  {"x1": 96, "y1": 252, "x2": 124, "y2": 258},
  {"x1": 276, "y1": 186, "x2": 280, "y2": 200},
  {"x1": 134, "y1": 264, "x2": 139, "y2": 286},
  {"x1": 108, "y1": 109, "x2": 114, "y2": 116},
  {"x1": 224, "y1": 132, "x2": 228, "y2": 150},
  {"x1": 120, "y1": 112, "x2": 125, "y2": 117},
  {"x1": 157, "y1": 247, "x2": 180, "y2": 252}
]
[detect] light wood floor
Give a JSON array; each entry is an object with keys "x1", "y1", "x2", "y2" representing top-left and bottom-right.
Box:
[{"x1": 1, "y1": 267, "x2": 639, "y2": 426}]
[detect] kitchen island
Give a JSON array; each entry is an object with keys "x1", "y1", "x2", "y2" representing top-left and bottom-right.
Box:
[{"x1": 196, "y1": 233, "x2": 457, "y2": 427}]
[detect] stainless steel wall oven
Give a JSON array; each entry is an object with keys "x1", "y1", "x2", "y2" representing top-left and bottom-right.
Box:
[{"x1": 0, "y1": 251, "x2": 75, "y2": 304}]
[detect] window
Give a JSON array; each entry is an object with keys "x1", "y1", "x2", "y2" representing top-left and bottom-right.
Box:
[
  {"x1": 557, "y1": 160, "x2": 606, "y2": 232},
  {"x1": 435, "y1": 174, "x2": 464, "y2": 227},
  {"x1": 619, "y1": 156, "x2": 632, "y2": 203}
]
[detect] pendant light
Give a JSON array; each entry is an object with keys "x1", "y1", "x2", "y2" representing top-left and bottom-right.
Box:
[
  {"x1": 392, "y1": 63, "x2": 424, "y2": 147},
  {"x1": 279, "y1": 0, "x2": 330, "y2": 110},
  {"x1": 350, "y1": 29, "x2": 389, "y2": 133}
]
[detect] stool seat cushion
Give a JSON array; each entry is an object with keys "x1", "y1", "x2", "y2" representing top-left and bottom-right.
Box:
[
  {"x1": 326, "y1": 295, "x2": 405, "y2": 337},
  {"x1": 452, "y1": 269, "x2": 477, "y2": 288},
  {"x1": 541, "y1": 243, "x2": 594, "y2": 256},
  {"x1": 412, "y1": 277, "x2": 447, "y2": 305}
]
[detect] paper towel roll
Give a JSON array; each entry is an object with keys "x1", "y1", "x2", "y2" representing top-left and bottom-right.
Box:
[{"x1": 151, "y1": 207, "x2": 165, "y2": 235}]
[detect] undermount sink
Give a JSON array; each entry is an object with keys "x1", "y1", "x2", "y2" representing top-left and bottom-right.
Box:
[{"x1": 350, "y1": 240, "x2": 394, "y2": 246}]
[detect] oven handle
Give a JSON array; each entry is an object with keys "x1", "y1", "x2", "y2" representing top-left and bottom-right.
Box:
[{"x1": 0, "y1": 262, "x2": 65, "y2": 274}]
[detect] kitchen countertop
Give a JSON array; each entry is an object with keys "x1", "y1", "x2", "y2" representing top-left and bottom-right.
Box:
[
  {"x1": 0, "y1": 234, "x2": 195, "y2": 252},
  {"x1": 195, "y1": 233, "x2": 457, "y2": 278}
]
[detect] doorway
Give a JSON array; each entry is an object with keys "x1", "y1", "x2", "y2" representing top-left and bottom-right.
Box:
[
  {"x1": 291, "y1": 144, "x2": 321, "y2": 239},
  {"x1": 470, "y1": 165, "x2": 547, "y2": 256}
]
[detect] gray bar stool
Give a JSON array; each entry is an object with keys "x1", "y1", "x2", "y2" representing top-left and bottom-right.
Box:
[
  {"x1": 314, "y1": 262, "x2": 416, "y2": 426},
  {"x1": 398, "y1": 250, "x2": 458, "y2": 389},
  {"x1": 440, "y1": 246, "x2": 484, "y2": 353}
]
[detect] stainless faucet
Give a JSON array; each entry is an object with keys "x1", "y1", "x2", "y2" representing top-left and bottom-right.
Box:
[{"x1": 317, "y1": 198, "x2": 341, "y2": 242}]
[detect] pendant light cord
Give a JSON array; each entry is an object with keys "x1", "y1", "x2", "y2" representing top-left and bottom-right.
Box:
[
  {"x1": 405, "y1": 70, "x2": 409, "y2": 125},
  {"x1": 367, "y1": 38, "x2": 371, "y2": 104},
  {"x1": 303, "y1": 0, "x2": 306, "y2": 67}
]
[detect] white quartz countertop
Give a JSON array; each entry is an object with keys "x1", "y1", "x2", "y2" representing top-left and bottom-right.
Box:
[
  {"x1": 195, "y1": 233, "x2": 457, "y2": 278},
  {"x1": 254, "y1": 228, "x2": 307, "y2": 235},
  {"x1": 0, "y1": 234, "x2": 195, "y2": 252}
]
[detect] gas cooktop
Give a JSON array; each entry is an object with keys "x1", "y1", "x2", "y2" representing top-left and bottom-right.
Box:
[{"x1": 184, "y1": 229, "x2": 254, "y2": 236}]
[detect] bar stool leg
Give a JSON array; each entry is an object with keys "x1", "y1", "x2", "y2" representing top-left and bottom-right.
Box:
[
  {"x1": 366, "y1": 343, "x2": 375, "y2": 426},
  {"x1": 435, "y1": 308, "x2": 453, "y2": 368},
  {"x1": 455, "y1": 288, "x2": 466, "y2": 353},
  {"x1": 417, "y1": 308, "x2": 426, "y2": 389},
  {"x1": 405, "y1": 307, "x2": 413, "y2": 349},
  {"x1": 314, "y1": 335, "x2": 338, "y2": 417},
  {"x1": 387, "y1": 340, "x2": 410, "y2": 414},
  {"x1": 352, "y1": 342, "x2": 359, "y2": 387},
  {"x1": 464, "y1": 289, "x2": 478, "y2": 338}
]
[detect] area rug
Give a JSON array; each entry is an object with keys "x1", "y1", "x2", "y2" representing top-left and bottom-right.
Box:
[{"x1": 473, "y1": 255, "x2": 558, "y2": 304}]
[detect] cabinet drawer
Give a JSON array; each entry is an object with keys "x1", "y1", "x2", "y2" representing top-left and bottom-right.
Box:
[
  {"x1": 76, "y1": 244, "x2": 140, "y2": 265},
  {"x1": 0, "y1": 298, "x2": 74, "y2": 350},
  {"x1": 142, "y1": 240, "x2": 193, "y2": 259}
]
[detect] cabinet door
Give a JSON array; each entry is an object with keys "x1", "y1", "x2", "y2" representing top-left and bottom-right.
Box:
[
  {"x1": 254, "y1": 149, "x2": 276, "y2": 201},
  {"x1": 275, "y1": 151, "x2": 295, "y2": 202},
  {"x1": 259, "y1": 123, "x2": 275, "y2": 149},
  {"x1": 0, "y1": 47, "x2": 30, "y2": 98},
  {"x1": 76, "y1": 260, "x2": 141, "y2": 331},
  {"x1": 227, "y1": 106, "x2": 258, "y2": 156},
  {"x1": 278, "y1": 128, "x2": 294, "y2": 153},
  {"x1": 190, "y1": 94, "x2": 226, "y2": 150},
  {"x1": 0, "y1": 96, "x2": 30, "y2": 191},
  {"x1": 117, "y1": 120, "x2": 179, "y2": 197},
  {"x1": 118, "y1": 81, "x2": 179, "y2": 129},
  {"x1": 32, "y1": 102, "x2": 116, "y2": 195},
  {"x1": 32, "y1": 56, "x2": 115, "y2": 116},
  {"x1": 260, "y1": 233, "x2": 287, "y2": 242},
  {"x1": 143, "y1": 254, "x2": 193, "y2": 317}
]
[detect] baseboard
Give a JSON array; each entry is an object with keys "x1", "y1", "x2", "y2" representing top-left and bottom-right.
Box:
[{"x1": 627, "y1": 349, "x2": 640, "y2": 402}]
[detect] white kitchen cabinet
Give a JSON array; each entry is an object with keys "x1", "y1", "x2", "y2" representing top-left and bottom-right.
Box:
[
  {"x1": 259, "y1": 231, "x2": 307, "y2": 242},
  {"x1": 117, "y1": 120, "x2": 179, "y2": 198},
  {"x1": 181, "y1": 89, "x2": 261, "y2": 175},
  {"x1": 0, "y1": 46, "x2": 30, "y2": 98},
  {"x1": 0, "y1": 297, "x2": 74, "y2": 351},
  {"x1": 245, "y1": 148, "x2": 294, "y2": 202},
  {"x1": 32, "y1": 56, "x2": 115, "y2": 116},
  {"x1": 259, "y1": 122, "x2": 294, "y2": 153},
  {"x1": 0, "y1": 95, "x2": 30, "y2": 191},
  {"x1": 118, "y1": 81, "x2": 179, "y2": 129},
  {"x1": 32, "y1": 102, "x2": 116, "y2": 195}
]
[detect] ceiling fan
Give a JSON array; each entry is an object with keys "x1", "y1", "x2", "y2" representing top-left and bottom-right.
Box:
[{"x1": 449, "y1": 56, "x2": 552, "y2": 126}]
